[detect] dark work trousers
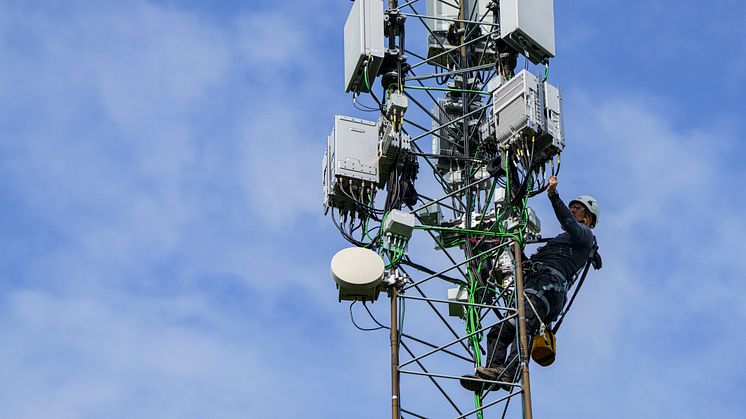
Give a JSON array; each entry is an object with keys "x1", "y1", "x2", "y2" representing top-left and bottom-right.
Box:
[{"x1": 485, "y1": 271, "x2": 566, "y2": 370}]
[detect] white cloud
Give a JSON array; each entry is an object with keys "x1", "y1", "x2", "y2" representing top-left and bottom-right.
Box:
[
  {"x1": 0, "y1": 3, "x2": 387, "y2": 417},
  {"x1": 0, "y1": 289, "x2": 252, "y2": 419},
  {"x1": 0, "y1": 284, "x2": 402, "y2": 419}
]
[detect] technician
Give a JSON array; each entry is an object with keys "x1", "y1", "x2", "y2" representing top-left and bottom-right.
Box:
[{"x1": 461, "y1": 175, "x2": 600, "y2": 391}]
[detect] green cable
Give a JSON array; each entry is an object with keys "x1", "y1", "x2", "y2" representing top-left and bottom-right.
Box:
[
  {"x1": 364, "y1": 191, "x2": 376, "y2": 242},
  {"x1": 414, "y1": 225, "x2": 518, "y2": 240},
  {"x1": 385, "y1": 248, "x2": 396, "y2": 270},
  {"x1": 465, "y1": 260, "x2": 485, "y2": 418},
  {"x1": 384, "y1": 242, "x2": 407, "y2": 270},
  {"x1": 513, "y1": 177, "x2": 534, "y2": 245},
  {"x1": 443, "y1": 238, "x2": 466, "y2": 247},
  {"x1": 542, "y1": 62, "x2": 549, "y2": 83},
  {"x1": 474, "y1": 395, "x2": 483, "y2": 419},
  {"x1": 386, "y1": 83, "x2": 398, "y2": 97},
  {"x1": 378, "y1": 212, "x2": 389, "y2": 249},
  {"x1": 516, "y1": 175, "x2": 534, "y2": 244},
  {"x1": 363, "y1": 61, "x2": 371, "y2": 92},
  {"x1": 467, "y1": 150, "x2": 482, "y2": 177}
]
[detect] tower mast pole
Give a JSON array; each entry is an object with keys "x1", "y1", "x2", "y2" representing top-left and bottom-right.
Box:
[
  {"x1": 513, "y1": 241, "x2": 534, "y2": 419},
  {"x1": 390, "y1": 281, "x2": 401, "y2": 419}
]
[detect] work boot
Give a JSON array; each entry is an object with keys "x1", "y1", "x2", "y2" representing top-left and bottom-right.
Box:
[
  {"x1": 475, "y1": 365, "x2": 504, "y2": 381},
  {"x1": 476, "y1": 365, "x2": 516, "y2": 392},
  {"x1": 459, "y1": 374, "x2": 484, "y2": 392}
]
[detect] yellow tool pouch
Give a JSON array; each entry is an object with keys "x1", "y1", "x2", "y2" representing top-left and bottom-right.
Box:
[{"x1": 531, "y1": 328, "x2": 557, "y2": 367}]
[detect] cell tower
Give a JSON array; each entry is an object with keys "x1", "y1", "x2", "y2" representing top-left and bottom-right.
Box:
[{"x1": 323, "y1": 1, "x2": 568, "y2": 417}]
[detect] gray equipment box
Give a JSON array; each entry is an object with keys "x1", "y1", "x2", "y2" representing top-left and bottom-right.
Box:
[
  {"x1": 425, "y1": 0, "x2": 458, "y2": 34},
  {"x1": 322, "y1": 116, "x2": 380, "y2": 213},
  {"x1": 425, "y1": 0, "x2": 495, "y2": 66},
  {"x1": 384, "y1": 93, "x2": 408, "y2": 117},
  {"x1": 492, "y1": 69, "x2": 542, "y2": 146},
  {"x1": 416, "y1": 203, "x2": 442, "y2": 227},
  {"x1": 344, "y1": 0, "x2": 385, "y2": 93},
  {"x1": 383, "y1": 210, "x2": 415, "y2": 239},
  {"x1": 535, "y1": 81, "x2": 564, "y2": 163},
  {"x1": 378, "y1": 120, "x2": 411, "y2": 187},
  {"x1": 499, "y1": 0, "x2": 555, "y2": 64},
  {"x1": 526, "y1": 207, "x2": 541, "y2": 235},
  {"x1": 492, "y1": 70, "x2": 564, "y2": 164},
  {"x1": 431, "y1": 98, "x2": 480, "y2": 174},
  {"x1": 332, "y1": 116, "x2": 379, "y2": 183},
  {"x1": 447, "y1": 286, "x2": 469, "y2": 318},
  {"x1": 424, "y1": 0, "x2": 458, "y2": 66},
  {"x1": 382, "y1": 209, "x2": 415, "y2": 252}
]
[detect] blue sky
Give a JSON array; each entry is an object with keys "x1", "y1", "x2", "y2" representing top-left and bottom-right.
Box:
[{"x1": 0, "y1": 0, "x2": 745, "y2": 418}]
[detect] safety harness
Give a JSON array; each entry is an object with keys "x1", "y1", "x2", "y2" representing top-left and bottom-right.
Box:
[{"x1": 523, "y1": 262, "x2": 567, "y2": 316}]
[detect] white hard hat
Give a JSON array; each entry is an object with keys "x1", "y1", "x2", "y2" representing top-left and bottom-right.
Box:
[{"x1": 569, "y1": 195, "x2": 600, "y2": 228}]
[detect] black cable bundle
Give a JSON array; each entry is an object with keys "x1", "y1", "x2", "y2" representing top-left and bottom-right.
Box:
[{"x1": 384, "y1": 153, "x2": 419, "y2": 211}]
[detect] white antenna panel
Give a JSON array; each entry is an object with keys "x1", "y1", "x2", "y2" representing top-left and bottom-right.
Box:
[
  {"x1": 331, "y1": 247, "x2": 385, "y2": 302},
  {"x1": 344, "y1": 0, "x2": 385, "y2": 93}
]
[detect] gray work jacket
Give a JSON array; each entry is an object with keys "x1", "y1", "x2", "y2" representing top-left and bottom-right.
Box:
[{"x1": 530, "y1": 192, "x2": 596, "y2": 285}]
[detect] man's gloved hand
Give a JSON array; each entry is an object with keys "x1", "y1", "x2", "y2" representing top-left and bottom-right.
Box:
[{"x1": 547, "y1": 175, "x2": 558, "y2": 196}]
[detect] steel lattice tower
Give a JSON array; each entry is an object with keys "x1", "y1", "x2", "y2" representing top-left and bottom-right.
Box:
[{"x1": 325, "y1": 1, "x2": 565, "y2": 417}]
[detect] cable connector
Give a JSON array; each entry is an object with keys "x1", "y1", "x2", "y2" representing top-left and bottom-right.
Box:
[
  {"x1": 385, "y1": 92, "x2": 407, "y2": 116},
  {"x1": 384, "y1": 92, "x2": 408, "y2": 131},
  {"x1": 382, "y1": 267, "x2": 410, "y2": 290}
]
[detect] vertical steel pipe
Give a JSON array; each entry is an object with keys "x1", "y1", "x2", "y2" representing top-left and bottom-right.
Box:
[
  {"x1": 390, "y1": 284, "x2": 401, "y2": 419},
  {"x1": 512, "y1": 241, "x2": 533, "y2": 419}
]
